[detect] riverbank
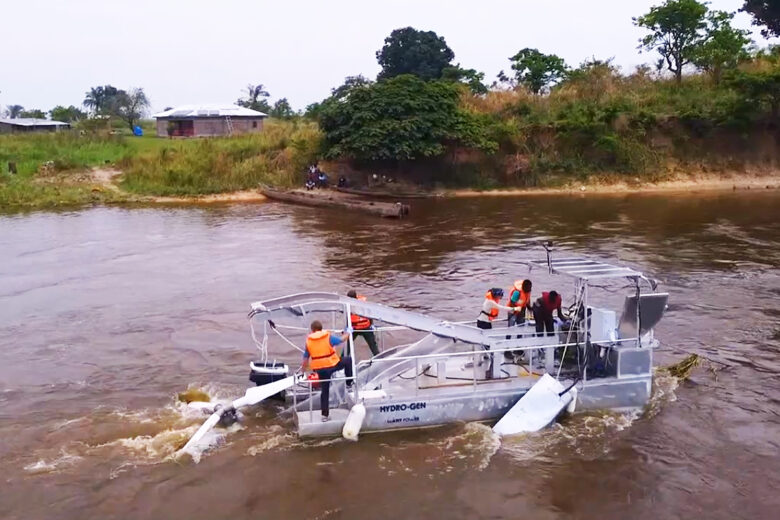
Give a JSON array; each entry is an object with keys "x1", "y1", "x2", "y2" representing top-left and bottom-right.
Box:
[
  {"x1": 2, "y1": 166, "x2": 778, "y2": 211},
  {"x1": 451, "y1": 171, "x2": 780, "y2": 197},
  {"x1": 2, "y1": 127, "x2": 778, "y2": 211}
]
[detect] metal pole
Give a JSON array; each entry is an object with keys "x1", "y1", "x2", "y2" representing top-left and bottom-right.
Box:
[
  {"x1": 583, "y1": 281, "x2": 589, "y2": 383},
  {"x1": 472, "y1": 345, "x2": 478, "y2": 391},
  {"x1": 346, "y1": 303, "x2": 359, "y2": 401},
  {"x1": 308, "y1": 380, "x2": 313, "y2": 423}
]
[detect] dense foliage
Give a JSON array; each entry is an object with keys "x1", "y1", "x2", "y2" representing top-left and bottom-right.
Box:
[
  {"x1": 317, "y1": 75, "x2": 495, "y2": 161},
  {"x1": 743, "y1": 0, "x2": 780, "y2": 37},
  {"x1": 508, "y1": 48, "x2": 568, "y2": 94},
  {"x1": 634, "y1": 0, "x2": 709, "y2": 84},
  {"x1": 376, "y1": 27, "x2": 455, "y2": 81}
]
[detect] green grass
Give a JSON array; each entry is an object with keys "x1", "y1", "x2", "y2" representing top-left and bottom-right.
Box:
[
  {"x1": 120, "y1": 120, "x2": 322, "y2": 196},
  {"x1": 0, "y1": 177, "x2": 130, "y2": 210},
  {"x1": 0, "y1": 132, "x2": 133, "y2": 177},
  {"x1": 0, "y1": 119, "x2": 322, "y2": 209}
]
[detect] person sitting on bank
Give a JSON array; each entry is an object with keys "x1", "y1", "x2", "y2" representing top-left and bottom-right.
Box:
[
  {"x1": 346, "y1": 290, "x2": 379, "y2": 356},
  {"x1": 507, "y1": 279, "x2": 532, "y2": 327},
  {"x1": 317, "y1": 171, "x2": 328, "y2": 188},
  {"x1": 476, "y1": 288, "x2": 516, "y2": 330},
  {"x1": 532, "y1": 290, "x2": 567, "y2": 337},
  {"x1": 301, "y1": 320, "x2": 353, "y2": 422}
]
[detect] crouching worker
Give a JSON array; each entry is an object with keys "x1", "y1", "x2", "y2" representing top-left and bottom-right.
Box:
[
  {"x1": 346, "y1": 290, "x2": 379, "y2": 356},
  {"x1": 532, "y1": 290, "x2": 567, "y2": 337},
  {"x1": 476, "y1": 288, "x2": 516, "y2": 330},
  {"x1": 301, "y1": 320, "x2": 353, "y2": 422}
]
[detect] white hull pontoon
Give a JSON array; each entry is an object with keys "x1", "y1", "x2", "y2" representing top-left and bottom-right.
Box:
[{"x1": 181, "y1": 251, "x2": 667, "y2": 452}]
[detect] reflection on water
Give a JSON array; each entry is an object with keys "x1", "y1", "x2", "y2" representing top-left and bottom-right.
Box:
[{"x1": 0, "y1": 190, "x2": 778, "y2": 520}]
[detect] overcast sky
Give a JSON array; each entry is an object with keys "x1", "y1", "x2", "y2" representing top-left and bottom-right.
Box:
[{"x1": 0, "y1": 0, "x2": 775, "y2": 114}]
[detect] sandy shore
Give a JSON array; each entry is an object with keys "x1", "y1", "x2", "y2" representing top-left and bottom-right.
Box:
[
  {"x1": 87, "y1": 168, "x2": 779, "y2": 204},
  {"x1": 150, "y1": 190, "x2": 267, "y2": 204},
  {"x1": 451, "y1": 172, "x2": 780, "y2": 197}
]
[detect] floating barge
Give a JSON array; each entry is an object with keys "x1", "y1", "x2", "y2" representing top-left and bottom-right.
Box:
[
  {"x1": 260, "y1": 187, "x2": 410, "y2": 218},
  {"x1": 181, "y1": 248, "x2": 669, "y2": 455}
]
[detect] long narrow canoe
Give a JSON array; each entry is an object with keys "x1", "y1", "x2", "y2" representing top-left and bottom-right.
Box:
[
  {"x1": 260, "y1": 187, "x2": 410, "y2": 218},
  {"x1": 335, "y1": 186, "x2": 442, "y2": 200}
]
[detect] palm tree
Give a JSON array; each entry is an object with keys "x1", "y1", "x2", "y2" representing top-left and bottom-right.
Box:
[
  {"x1": 5, "y1": 104, "x2": 24, "y2": 118},
  {"x1": 237, "y1": 83, "x2": 271, "y2": 111},
  {"x1": 83, "y1": 86, "x2": 104, "y2": 114}
]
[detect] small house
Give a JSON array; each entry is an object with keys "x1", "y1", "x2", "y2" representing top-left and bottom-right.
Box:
[
  {"x1": 0, "y1": 118, "x2": 70, "y2": 134},
  {"x1": 152, "y1": 104, "x2": 267, "y2": 138}
]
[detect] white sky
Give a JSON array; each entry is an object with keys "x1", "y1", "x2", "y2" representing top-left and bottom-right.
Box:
[{"x1": 0, "y1": 0, "x2": 774, "y2": 114}]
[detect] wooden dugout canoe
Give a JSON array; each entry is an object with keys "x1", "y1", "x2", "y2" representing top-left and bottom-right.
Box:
[
  {"x1": 335, "y1": 186, "x2": 442, "y2": 199},
  {"x1": 260, "y1": 187, "x2": 410, "y2": 218}
]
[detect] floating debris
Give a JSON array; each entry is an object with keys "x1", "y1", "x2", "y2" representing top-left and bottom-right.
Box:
[
  {"x1": 177, "y1": 388, "x2": 211, "y2": 404},
  {"x1": 664, "y1": 354, "x2": 701, "y2": 380}
]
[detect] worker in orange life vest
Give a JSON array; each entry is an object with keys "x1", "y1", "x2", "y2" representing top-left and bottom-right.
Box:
[
  {"x1": 476, "y1": 288, "x2": 516, "y2": 330},
  {"x1": 346, "y1": 290, "x2": 379, "y2": 356},
  {"x1": 301, "y1": 320, "x2": 353, "y2": 422},
  {"x1": 507, "y1": 279, "x2": 533, "y2": 327}
]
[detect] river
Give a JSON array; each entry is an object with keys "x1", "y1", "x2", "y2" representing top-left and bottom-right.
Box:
[{"x1": 0, "y1": 191, "x2": 778, "y2": 519}]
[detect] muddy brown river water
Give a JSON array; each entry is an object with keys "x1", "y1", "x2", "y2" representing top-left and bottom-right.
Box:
[{"x1": 1, "y1": 191, "x2": 778, "y2": 520}]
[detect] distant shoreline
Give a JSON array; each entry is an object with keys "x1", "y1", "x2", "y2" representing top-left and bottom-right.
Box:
[
  {"x1": 449, "y1": 172, "x2": 780, "y2": 198},
  {"x1": 96, "y1": 168, "x2": 780, "y2": 204}
]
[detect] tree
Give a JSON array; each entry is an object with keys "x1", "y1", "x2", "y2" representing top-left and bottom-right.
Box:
[
  {"x1": 19, "y1": 109, "x2": 46, "y2": 119},
  {"x1": 634, "y1": 0, "x2": 708, "y2": 84},
  {"x1": 442, "y1": 65, "x2": 488, "y2": 94},
  {"x1": 4, "y1": 104, "x2": 24, "y2": 118},
  {"x1": 83, "y1": 85, "x2": 122, "y2": 115},
  {"x1": 508, "y1": 48, "x2": 568, "y2": 94},
  {"x1": 376, "y1": 27, "x2": 455, "y2": 81},
  {"x1": 331, "y1": 75, "x2": 373, "y2": 100},
  {"x1": 49, "y1": 105, "x2": 86, "y2": 123},
  {"x1": 693, "y1": 11, "x2": 751, "y2": 83},
  {"x1": 113, "y1": 88, "x2": 150, "y2": 130},
  {"x1": 318, "y1": 75, "x2": 496, "y2": 162},
  {"x1": 268, "y1": 98, "x2": 295, "y2": 119},
  {"x1": 742, "y1": 0, "x2": 780, "y2": 37},
  {"x1": 727, "y1": 65, "x2": 780, "y2": 120},
  {"x1": 236, "y1": 83, "x2": 271, "y2": 113}
]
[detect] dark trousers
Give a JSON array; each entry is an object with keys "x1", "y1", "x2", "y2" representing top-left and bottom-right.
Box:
[
  {"x1": 507, "y1": 312, "x2": 525, "y2": 327},
  {"x1": 532, "y1": 303, "x2": 555, "y2": 337},
  {"x1": 477, "y1": 320, "x2": 492, "y2": 330},
  {"x1": 315, "y1": 357, "x2": 353, "y2": 417},
  {"x1": 506, "y1": 312, "x2": 526, "y2": 340},
  {"x1": 348, "y1": 330, "x2": 379, "y2": 356}
]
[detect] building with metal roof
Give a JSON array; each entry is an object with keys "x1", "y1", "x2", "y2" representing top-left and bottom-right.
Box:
[
  {"x1": 0, "y1": 118, "x2": 70, "y2": 134},
  {"x1": 152, "y1": 104, "x2": 267, "y2": 138}
]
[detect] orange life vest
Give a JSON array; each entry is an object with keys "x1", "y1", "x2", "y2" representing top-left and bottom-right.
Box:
[
  {"x1": 350, "y1": 295, "x2": 372, "y2": 330},
  {"x1": 481, "y1": 291, "x2": 500, "y2": 321},
  {"x1": 508, "y1": 280, "x2": 531, "y2": 314},
  {"x1": 306, "y1": 330, "x2": 340, "y2": 370}
]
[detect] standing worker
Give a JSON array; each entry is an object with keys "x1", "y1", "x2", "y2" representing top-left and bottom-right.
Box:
[
  {"x1": 532, "y1": 290, "x2": 567, "y2": 337},
  {"x1": 476, "y1": 288, "x2": 516, "y2": 330},
  {"x1": 507, "y1": 279, "x2": 533, "y2": 327},
  {"x1": 301, "y1": 320, "x2": 353, "y2": 422},
  {"x1": 346, "y1": 290, "x2": 380, "y2": 357}
]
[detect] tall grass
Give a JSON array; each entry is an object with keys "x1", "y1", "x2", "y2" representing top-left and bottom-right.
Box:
[
  {"x1": 0, "y1": 132, "x2": 132, "y2": 177},
  {"x1": 120, "y1": 120, "x2": 323, "y2": 195},
  {"x1": 463, "y1": 65, "x2": 762, "y2": 179}
]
